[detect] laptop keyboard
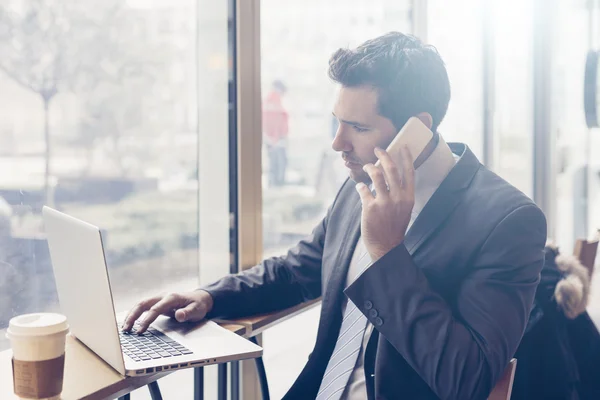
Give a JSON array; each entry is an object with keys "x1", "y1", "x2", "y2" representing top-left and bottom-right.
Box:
[{"x1": 119, "y1": 327, "x2": 193, "y2": 362}]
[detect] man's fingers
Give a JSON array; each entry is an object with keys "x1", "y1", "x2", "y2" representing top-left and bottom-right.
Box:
[
  {"x1": 363, "y1": 163, "x2": 388, "y2": 198},
  {"x1": 400, "y1": 145, "x2": 415, "y2": 194},
  {"x1": 136, "y1": 294, "x2": 181, "y2": 334},
  {"x1": 122, "y1": 297, "x2": 161, "y2": 331},
  {"x1": 355, "y1": 182, "x2": 374, "y2": 205},
  {"x1": 374, "y1": 148, "x2": 402, "y2": 194},
  {"x1": 175, "y1": 302, "x2": 206, "y2": 323}
]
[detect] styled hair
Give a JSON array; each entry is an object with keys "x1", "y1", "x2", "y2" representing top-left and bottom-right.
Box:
[{"x1": 328, "y1": 32, "x2": 451, "y2": 132}]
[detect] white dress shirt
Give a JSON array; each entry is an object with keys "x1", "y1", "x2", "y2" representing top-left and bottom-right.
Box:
[{"x1": 340, "y1": 135, "x2": 459, "y2": 400}]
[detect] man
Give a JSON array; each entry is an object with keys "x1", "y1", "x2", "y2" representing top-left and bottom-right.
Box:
[
  {"x1": 124, "y1": 32, "x2": 547, "y2": 399},
  {"x1": 263, "y1": 79, "x2": 289, "y2": 186}
]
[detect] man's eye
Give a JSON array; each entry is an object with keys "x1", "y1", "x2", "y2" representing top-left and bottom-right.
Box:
[{"x1": 353, "y1": 125, "x2": 368, "y2": 133}]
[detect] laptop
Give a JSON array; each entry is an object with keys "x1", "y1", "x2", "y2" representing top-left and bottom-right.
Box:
[{"x1": 42, "y1": 206, "x2": 262, "y2": 376}]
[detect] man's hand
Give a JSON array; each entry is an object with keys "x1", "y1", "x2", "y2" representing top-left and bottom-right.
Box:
[
  {"x1": 122, "y1": 290, "x2": 214, "y2": 334},
  {"x1": 356, "y1": 145, "x2": 415, "y2": 261}
]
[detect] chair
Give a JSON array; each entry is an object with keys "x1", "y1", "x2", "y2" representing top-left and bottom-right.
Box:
[
  {"x1": 573, "y1": 235, "x2": 599, "y2": 277},
  {"x1": 488, "y1": 359, "x2": 517, "y2": 400}
]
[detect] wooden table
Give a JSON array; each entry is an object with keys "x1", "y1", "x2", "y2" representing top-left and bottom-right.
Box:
[
  {"x1": 0, "y1": 300, "x2": 320, "y2": 400},
  {"x1": 0, "y1": 324, "x2": 246, "y2": 400},
  {"x1": 213, "y1": 298, "x2": 321, "y2": 338}
]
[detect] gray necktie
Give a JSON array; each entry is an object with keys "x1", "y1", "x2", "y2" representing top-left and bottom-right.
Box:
[{"x1": 316, "y1": 250, "x2": 372, "y2": 400}]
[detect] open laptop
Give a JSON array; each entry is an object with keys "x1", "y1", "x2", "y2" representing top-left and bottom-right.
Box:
[{"x1": 42, "y1": 206, "x2": 262, "y2": 376}]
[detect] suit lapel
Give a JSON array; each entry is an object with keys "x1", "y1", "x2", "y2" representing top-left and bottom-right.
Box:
[
  {"x1": 403, "y1": 143, "x2": 480, "y2": 255},
  {"x1": 316, "y1": 144, "x2": 480, "y2": 346},
  {"x1": 320, "y1": 192, "x2": 362, "y2": 324}
]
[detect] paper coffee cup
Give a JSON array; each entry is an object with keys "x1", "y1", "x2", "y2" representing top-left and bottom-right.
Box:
[{"x1": 6, "y1": 313, "x2": 70, "y2": 400}]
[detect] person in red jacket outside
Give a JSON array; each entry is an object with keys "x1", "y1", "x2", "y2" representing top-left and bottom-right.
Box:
[{"x1": 263, "y1": 80, "x2": 289, "y2": 186}]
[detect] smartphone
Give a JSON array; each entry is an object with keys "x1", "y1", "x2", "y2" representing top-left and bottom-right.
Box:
[{"x1": 374, "y1": 117, "x2": 434, "y2": 169}]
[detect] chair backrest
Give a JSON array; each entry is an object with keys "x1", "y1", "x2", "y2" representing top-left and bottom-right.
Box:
[
  {"x1": 488, "y1": 358, "x2": 517, "y2": 400},
  {"x1": 573, "y1": 236, "x2": 599, "y2": 277}
]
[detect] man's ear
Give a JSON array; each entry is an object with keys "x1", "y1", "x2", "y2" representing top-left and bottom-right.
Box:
[{"x1": 416, "y1": 112, "x2": 433, "y2": 130}]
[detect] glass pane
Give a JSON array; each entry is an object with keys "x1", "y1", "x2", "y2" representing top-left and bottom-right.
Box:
[
  {"x1": 428, "y1": 0, "x2": 484, "y2": 159},
  {"x1": 492, "y1": 0, "x2": 534, "y2": 197},
  {"x1": 552, "y1": 0, "x2": 590, "y2": 253},
  {"x1": 588, "y1": 3, "x2": 600, "y2": 331},
  {"x1": 260, "y1": 1, "x2": 412, "y2": 397},
  {"x1": 0, "y1": 2, "x2": 232, "y2": 381},
  {"x1": 588, "y1": 5, "x2": 600, "y2": 249}
]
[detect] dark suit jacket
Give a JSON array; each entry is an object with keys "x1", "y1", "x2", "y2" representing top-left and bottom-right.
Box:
[{"x1": 202, "y1": 143, "x2": 547, "y2": 400}]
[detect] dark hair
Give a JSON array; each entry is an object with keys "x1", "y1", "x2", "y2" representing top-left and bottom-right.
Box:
[{"x1": 328, "y1": 32, "x2": 451, "y2": 132}]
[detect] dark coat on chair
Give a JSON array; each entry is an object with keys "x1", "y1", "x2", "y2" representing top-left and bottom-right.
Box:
[{"x1": 512, "y1": 245, "x2": 600, "y2": 400}]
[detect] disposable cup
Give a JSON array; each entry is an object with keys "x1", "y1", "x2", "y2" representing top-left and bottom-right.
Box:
[{"x1": 6, "y1": 313, "x2": 69, "y2": 400}]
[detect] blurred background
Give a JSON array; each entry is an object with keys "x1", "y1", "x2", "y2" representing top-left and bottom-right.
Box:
[{"x1": 1, "y1": 0, "x2": 600, "y2": 398}]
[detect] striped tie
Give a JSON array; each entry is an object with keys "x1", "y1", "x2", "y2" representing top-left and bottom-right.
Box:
[{"x1": 316, "y1": 250, "x2": 372, "y2": 400}]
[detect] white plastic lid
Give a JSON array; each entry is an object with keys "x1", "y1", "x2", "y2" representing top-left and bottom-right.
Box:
[{"x1": 7, "y1": 313, "x2": 69, "y2": 337}]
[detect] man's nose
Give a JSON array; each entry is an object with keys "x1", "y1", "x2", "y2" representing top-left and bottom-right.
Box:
[{"x1": 331, "y1": 125, "x2": 352, "y2": 153}]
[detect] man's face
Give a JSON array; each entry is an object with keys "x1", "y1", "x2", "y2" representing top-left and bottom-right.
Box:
[{"x1": 332, "y1": 85, "x2": 398, "y2": 184}]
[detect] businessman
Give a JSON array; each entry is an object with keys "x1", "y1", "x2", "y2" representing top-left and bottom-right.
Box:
[{"x1": 124, "y1": 32, "x2": 547, "y2": 399}]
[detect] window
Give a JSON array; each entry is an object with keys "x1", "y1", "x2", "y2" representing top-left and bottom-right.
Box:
[
  {"x1": 428, "y1": 0, "x2": 484, "y2": 159},
  {"x1": 0, "y1": 1, "x2": 232, "y2": 378},
  {"x1": 430, "y1": 0, "x2": 537, "y2": 197},
  {"x1": 551, "y1": 0, "x2": 591, "y2": 253},
  {"x1": 580, "y1": 0, "x2": 600, "y2": 330},
  {"x1": 585, "y1": 3, "x2": 600, "y2": 250},
  {"x1": 491, "y1": 0, "x2": 534, "y2": 197},
  {"x1": 260, "y1": 0, "x2": 412, "y2": 396}
]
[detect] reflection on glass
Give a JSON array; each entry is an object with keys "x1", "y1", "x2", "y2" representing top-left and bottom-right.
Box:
[{"x1": 0, "y1": 0, "x2": 200, "y2": 350}]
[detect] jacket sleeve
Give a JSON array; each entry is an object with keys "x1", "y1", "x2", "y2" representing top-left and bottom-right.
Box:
[
  {"x1": 344, "y1": 204, "x2": 547, "y2": 400},
  {"x1": 198, "y1": 181, "x2": 349, "y2": 319},
  {"x1": 201, "y1": 216, "x2": 327, "y2": 319}
]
